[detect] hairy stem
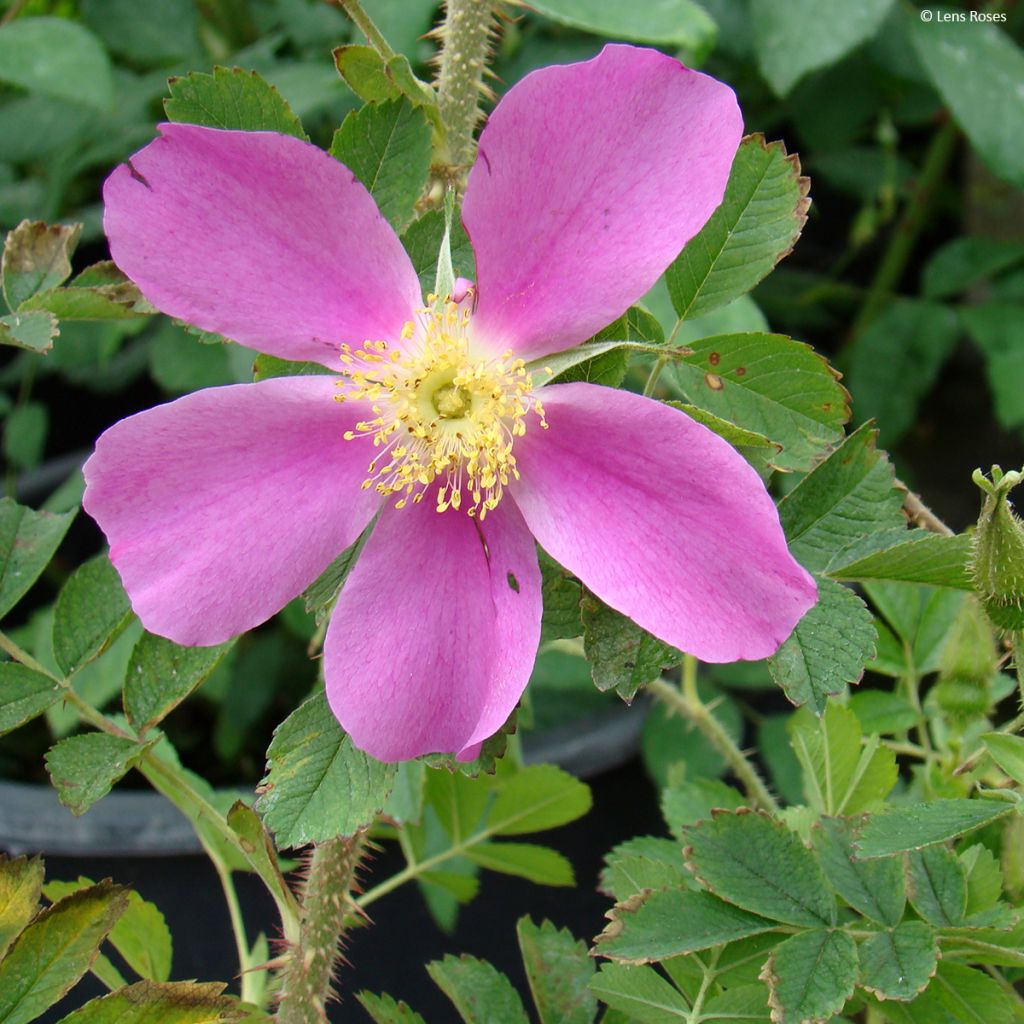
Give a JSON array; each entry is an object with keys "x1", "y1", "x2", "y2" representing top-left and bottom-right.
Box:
[
  {"x1": 434, "y1": 0, "x2": 498, "y2": 182},
  {"x1": 898, "y1": 477, "x2": 955, "y2": 536},
  {"x1": 331, "y1": 0, "x2": 395, "y2": 59},
  {"x1": 649, "y1": 661, "x2": 780, "y2": 814},
  {"x1": 275, "y1": 833, "x2": 369, "y2": 1024}
]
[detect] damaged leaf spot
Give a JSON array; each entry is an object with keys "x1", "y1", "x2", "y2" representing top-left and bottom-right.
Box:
[{"x1": 705, "y1": 372, "x2": 724, "y2": 391}]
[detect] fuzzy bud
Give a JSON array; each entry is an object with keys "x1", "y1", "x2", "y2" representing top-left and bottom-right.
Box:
[{"x1": 972, "y1": 466, "x2": 1024, "y2": 631}]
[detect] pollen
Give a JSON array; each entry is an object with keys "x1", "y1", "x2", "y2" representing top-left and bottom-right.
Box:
[{"x1": 335, "y1": 295, "x2": 547, "y2": 518}]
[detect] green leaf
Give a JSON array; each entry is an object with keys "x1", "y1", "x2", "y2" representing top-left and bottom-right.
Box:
[
  {"x1": 752, "y1": 0, "x2": 895, "y2": 95},
  {"x1": 516, "y1": 917, "x2": 596, "y2": 1024},
  {"x1": 846, "y1": 300, "x2": 959, "y2": 446},
  {"x1": 44, "y1": 878, "x2": 172, "y2": 984},
  {"x1": 595, "y1": 889, "x2": 775, "y2": 963},
  {"x1": 4, "y1": 402, "x2": 48, "y2": 471},
  {"x1": 858, "y1": 921, "x2": 937, "y2": 1002},
  {"x1": 922, "y1": 237, "x2": 1024, "y2": 300},
  {"x1": 526, "y1": 0, "x2": 716, "y2": 49},
  {"x1": 56, "y1": 980, "x2": 245, "y2": 1024},
  {"x1": 788, "y1": 704, "x2": 896, "y2": 816},
  {"x1": 0, "y1": 881, "x2": 128, "y2": 1024},
  {"x1": 401, "y1": 209, "x2": 475, "y2": 294},
  {"x1": 551, "y1": 306, "x2": 663, "y2": 389},
  {"x1": 0, "y1": 17, "x2": 113, "y2": 112},
  {"x1": 52, "y1": 554, "x2": 132, "y2": 677},
  {"x1": 910, "y1": 11, "x2": 1024, "y2": 189},
  {"x1": 668, "y1": 403, "x2": 778, "y2": 456},
  {"x1": 0, "y1": 498, "x2": 75, "y2": 619},
  {"x1": 666, "y1": 136, "x2": 809, "y2": 322},
  {"x1": 982, "y1": 732, "x2": 1024, "y2": 787},
  {"x1": 599, "y1": 836, "x2": 692, "y2": 902},
  {"x1": 225, "y1": 802, "x2": 294, "y2": 912},
  {"x1": 875, "y1": 962, "x2": 1014, "y2": 1024},
  {"x1": 81, "y1": 0, "x2": 200, "y2": 66},
  {"x1": 854, "y1": 799, "x2": 1015, "y2": 859},
  {"x1": 580, "y1": 594, "x2": 680, "y2": 701},
  {"x1": 589, "y1": 962, "x2": 691, "y2": 1023},
  {"x1": 426, "y1": 955, "x2": 530, "y2": 1024},
  {"x1": 768, "y1": 576, "x2": 876, "y2": 712},
  {"x1": 760, "y1": 928, "x2": 858, "y2": 1023},
  {"x1": 961, "y1": 302, "x2": 1024, "y2": 430},
  {"x1": 538, "y1": 553, "x2": 582, "y2": 643},
  {"x1": 164, "y1": 67, "x2": 306, "y2": 139},
  {"x1": 701, "y1": 985, "x2": 770, "y2": 1023},
  {"x1": 0, "y1": 310, "x2": 58, "y2": 353},
  {"x1": 2, "y1": 220, "x2": 80, "y2": 310},
  {"x1": 330, "y1": 99, "x2": 432, "y2": 233},
  {"x1": 45, "y1": 733, "x2": 148, "y2": 816},
  {"x1": 488, "y1": 764, "x2": 592, "y2": 835},
  {"x1": 464, "y1": 842, "x2": 574, "y2": 886},
  {"x1": 906, "y1": 845, "x2": 967, "y2": 926},
  {"x1": 356, "y1": 992, "x2": 427, "y2": 1024},
  {"x1": 831, "y1": 533, "x2": 973, "y2": 590},
  {"x1": 812, "y1": 817, "x2": 905, "y2": 927},
  {"x1": 668, "y1": 332, "x2": 848, "y2": 472},
  {"x1": 0, "y1": 856, "x2": 43, "y2": 960},
  {"x1": 661, "y1": 775, "x2": 745, "y2": 840},
  {"x1": 255, "y1": 691, "x2": 395, "y2": 847},
  {"x1": 24, "y1": 263, "x2": 147, "y2": 321},
  {"x1": 0, "y1": 663, "x2": 61, "y2": 736},
  {"x1": 683, "y1": 810, "x2": 836, "y2": 927},
  {"x1": 424, "y1": 767, "x2": 490, "y2": 842},
  {"x1": 123, "y1": 634, "x2": 234, "y2": 734}
]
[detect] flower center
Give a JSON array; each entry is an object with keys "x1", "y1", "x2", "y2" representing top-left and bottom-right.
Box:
[{"x1": 336, "y1": 296, "x2": 546, "y2": 518}]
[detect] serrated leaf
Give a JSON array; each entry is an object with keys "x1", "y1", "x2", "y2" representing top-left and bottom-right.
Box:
[
  {"x1": 831, "y1": 533, "x2": 973, "y2": 590},
  {"x1": 0, "y1": 499, "x2": 76, "y2": 619},
  {"x1": 516, "y1": 917, "x2": 596, "y2": 1024},
  {"x1": 668, "y1": 332, "x2": 848, "y2": 472},
  {"x1": 858, "y1": 921, "x2": 937, "y2": 1002},
  {"x1": 356, "y1": 991, "x2": 427, "y2": 1024},
  {"x1": 811, "y1": 818, "x2": 905, "y2": 927},
  {"x1": 760, "y1": 928, "x2": 858, "y2": 1024},
  {"x1": 589, "y1": 962, "x2": 691, "y2": 1023},
  {"x1": 225, "y1": 802, "x2": 293, "y2": 922},
  {"x1": 581, "y1": 594, "x2": 680, "y2": 701},
  {"x1": 464, "y1": 842, "x2": 573, "y2": 886},
  {"x1": 595, "y1": 889, "x2": 775, "y2": 963},
  {"x1": 123, "y1": 634, "x2": 234, "y2": 734},
  {"x1": 538, "y1": 553, "x2": 582, "y2": 643},
  {"x1": 427, "y1": 955, "x2": 530, "y2": 1024},
  {"x1": 702, "y1": 984, "x2": 771, "y2": 1023},
  {"x1": 330, "y1": 99, "x2": 432, "y2": 233},
  {"x1": 905, "y1": 845, "x2": 966, "y2": 926},
  {"x1": 164, "y1": 67, "x2": 306, "y2": 139},
  {"x1": 667, "y1": 403, "x2": 778, "y2": 453},
  {"x1": 0, "y1": 663, "x2": 61, "y2": 736},
  {"x1": 0, "y1": 881, "x2": 128, "y2": 1024},
  {"x1": 661, "y1": 775, "x2": 745, "y2": 840},
  {"x1": 667, "y1": 135, "x2": 809, "y2": 322},
  {"x1": 23, "y1": 262, "x2": 147, "y2": 322},
  {"x1": 488, "y1": 764, "x2": 592, "y2": 836},
  {"x1": 53, "y1": 554, "x2": 132, "y2": 676},
  {"x1": 56, "y1": 980, "x2": 245, "y2": 1024},
  {"x1": 2, "y1": 220, "x2": 80, "y2": 310},
  {"x1": 0, "y1": 17, "x2": 113, "y2": 112},
  {"x1": 44, "y1": 878, "x2": 172, "y2": 984},
  {"x1": 599, "y1": 836, "x2": 692, "y2": 902},
  {"x1": 768, "y1": 576, "x2": 875, "y2": 712},
  {"x1": 255, "y1": 691, "x2": 395, "y2": 847},
  {"x1": 778, "y1": 424, "x2": 904, "y2": 574},
  {"x1": 874, "y1": 962, "x2": 1014, "y2": 1024},
  {"x1": 0, "y1": 309, "x2": 58, "y2": 353},
  {"x1": 752, "y1": 0, "x2": 894, "y2": 95},
  {"x1": 684, "y1": 810, "x2": 836, "y2": 927},
  {"x1": 45, "y1": 733, "x2": 148, "y2": 816},
  {"x1": 910, "y1": 11, "x2": 1024, "y2": 189},
  {"x1": 982, "y1": 732, "x2": 1024, "y2": 788},
  {"x1": 0, "y1": 855, "x2": 43, "y2": 960},
  {"x1": 854, "y1": 799, "x2": 1014, "y2": 859},
  {"x1": 424, "y1": 766, "x2": 490, "y2": 842}
]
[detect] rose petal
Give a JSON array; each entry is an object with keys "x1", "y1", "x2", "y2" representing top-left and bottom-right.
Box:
[
  {"x1": 510, "y1": 383, "x2": 817, "y2": 661},
  {"x1": 104, "y1": 124, "x2": 422, "y2": 367},
  {"x1": 324, "y1": 497, "x2": 541, "y2": 761},
  {"x1": 83, "y1": 377, "x2": 380, "y2": 645},
  {"x1": 463, "y1": 44, "x2": 742, "y2": 361}
]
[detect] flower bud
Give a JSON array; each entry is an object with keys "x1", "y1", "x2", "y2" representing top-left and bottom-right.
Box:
[{"x1": 972, "y1": 466, "x2": 1024, "y2": 631}]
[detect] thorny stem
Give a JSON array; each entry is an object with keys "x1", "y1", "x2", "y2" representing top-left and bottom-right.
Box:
[
  {"x1": 434, "y1": 0, "x2": 498, "y2": 183},
  {"x1": 649, "y1": 660, "x2": 781, "y2": 814},
  {"x1": 330, "y1": 0, "x2": 395, "y2": 59},
  {"x1": 276, "y1": 833, "x2": 369, "y2": 1024}
]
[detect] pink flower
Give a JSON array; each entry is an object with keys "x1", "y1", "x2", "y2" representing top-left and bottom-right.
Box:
[{"x1": 84, "y1": 45, "x2": 817, "y2": 762}]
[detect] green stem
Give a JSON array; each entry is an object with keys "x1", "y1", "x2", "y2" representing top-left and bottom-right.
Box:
[
  {"x1": 846, "y1": 119, "x2": 958, "y2": 345},
  {"x1": 276, "y1": 834, "x2": 369, "y2": 1024},
  {"x1": 649, "y1": 663, "x2": 780, "y2": 814},
  {"x1": 687, "y1": 947, "x2": 721, "y2": 1024},
  {"x1": 213, "y1": 858, "x2": 260, "y2": 1005},
  {"x1": 434, "y1": 0, "x2": 497, "y2": 179},
  {"x1": 898, "y1": 479, "x2": 954, "y2": 537},
  {"x1": 332, "y1": 0, "x2": 395, "y2": 59},
  {"x1": 642, "y1": 356, "x2": 669, "y2": 397}
]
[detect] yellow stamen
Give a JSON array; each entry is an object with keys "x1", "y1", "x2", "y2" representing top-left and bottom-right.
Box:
[{"x1": 335, "y1": 295, "x2": 547, "y2": 517}]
